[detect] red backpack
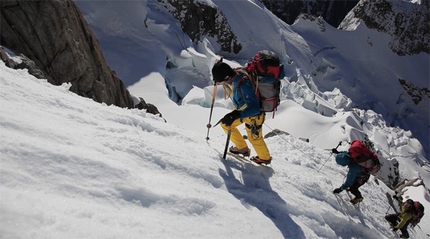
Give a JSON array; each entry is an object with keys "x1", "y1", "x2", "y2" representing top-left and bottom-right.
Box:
[
  {"x1": 245, "y1": 50, "x2": 281, "y2": 79},
  {"x1": 236, "y1": 50, "x2": 283, "y2": 117},
  {"x1": 349, "y1": 140, "x2": 381, "y2": 174},
  {"x1": 403, "y1": 199, "x2": 425, "y2": 226}
]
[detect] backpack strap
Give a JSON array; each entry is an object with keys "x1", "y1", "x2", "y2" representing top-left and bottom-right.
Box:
[{"x1": 234, "y1": 68, "x2": 259, "y2": 97}]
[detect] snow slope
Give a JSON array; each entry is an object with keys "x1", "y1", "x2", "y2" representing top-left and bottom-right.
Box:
[
  {"x1": 1, "y1": 51, "x2": 430, "y2": 239},
  {"x1": 1, "y1": 0, "x2": 429, "y2": 238}
]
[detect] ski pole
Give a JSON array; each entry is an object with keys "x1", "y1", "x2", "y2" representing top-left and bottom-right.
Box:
[
  {"x1": 223, "y1": 128, "x2": 231, "y2": 159},
  {"x1": 317, "y1": 141, "x2": 342, "y2": 173},
  {"x1": 385, "y1": 204, "x2": 392, "y2": 214},
  {"x1": 206, "y1": 84, "x2": 218, "y2": 141}
]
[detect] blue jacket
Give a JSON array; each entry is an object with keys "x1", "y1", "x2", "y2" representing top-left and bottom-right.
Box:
[
  {"x1": 336, "y1": 151, "x2": 365, "y2": 190},
  {"x1": 232, "y1": 72, "x2": 261, "y2": 118}
]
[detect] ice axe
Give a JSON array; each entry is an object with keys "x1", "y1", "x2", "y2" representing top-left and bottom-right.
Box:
[{"x1": 317, "y1": 141, "x2": 342, "y2": 173}]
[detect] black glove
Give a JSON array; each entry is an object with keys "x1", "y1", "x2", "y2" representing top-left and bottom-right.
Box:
[
  {"x1": 392, "y1": 227, "x2": 398, "y2": 232},
  {"x1": 221, "y1": 110, "x2": 240, "y2": 126},
  {"x1": 331, "y1": 148, "x2": 339, "y2": 154},
  {"x1": 333, "y1": 188, "x2": 343, "y2": 194}
]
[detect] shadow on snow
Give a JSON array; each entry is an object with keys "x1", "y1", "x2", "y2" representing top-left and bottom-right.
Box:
[{"x1": 219, "y1": 158, "x2": 306, "y2": 239}]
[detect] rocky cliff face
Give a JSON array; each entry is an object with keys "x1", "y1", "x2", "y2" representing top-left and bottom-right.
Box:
[
  {"x1": 0, "y1": 0, "x2": 159, "y2": 112},
  {"x1": 260, "y1": 0, "x2": 359, "y2": 27},
  {"x1": 156, "y1": 0, "x2": 242, "y2": 54},
  {"x1": 339, "y1": 0, "x2": 429, "y2": 56}
]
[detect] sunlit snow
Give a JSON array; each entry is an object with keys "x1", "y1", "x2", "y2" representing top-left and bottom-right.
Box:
[{"x1": 1, "y1": 0, "x2": 429, "y2": 238}]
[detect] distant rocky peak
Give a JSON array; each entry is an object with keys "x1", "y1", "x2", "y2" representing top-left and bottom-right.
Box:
[
  {"x1": 260, "y1": 0, "x2": 359, "y2": 28},
  {"x1": 297, "y1": 14, "x2": 327, "y2": 32},
  {"x1": 339, "y1": 0, "x2": 429, "y2": 56},
  {"x1": 156, "y1": 0, "x2": 242, "y2": 54}
]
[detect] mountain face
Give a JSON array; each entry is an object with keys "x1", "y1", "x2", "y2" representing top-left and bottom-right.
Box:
[
  {"x1": 0, "y1": 0, "x2": 155, "y2": 112},
  {"x1": 156, "y1": 0, "x2": 242, "y2": 53},
  {"x1": 339, "y1": 0, "x2": 430, "y2": 56},
  {"x1": 260, "y1": 0, "x2": 359, "y2": 27},
  {"x1": 337, "y1": 0, "x2": 429, "y2": 153},
  {"x1": 156, "y1": 0, "x2": 359, "y2": 51}
]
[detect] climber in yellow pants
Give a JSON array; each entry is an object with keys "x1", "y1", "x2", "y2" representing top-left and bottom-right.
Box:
[
  {"x1": 212, "y1": 59, "x2": 272, "y2": 164},
  {"x1": 221, "y1": 112, "x2": 271, "y2": 163}
]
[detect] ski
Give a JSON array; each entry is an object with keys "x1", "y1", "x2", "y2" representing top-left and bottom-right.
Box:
[
  {"x1": 334, "y1": 193, "x2": 360, "y2": 215},
  {"x1": 226, "y1": 152, "x2": 251, "y2": 163},
  {"x1": 345, "y1": 191, "x2": 362, "y2": 208},
  {"x1": 334, "y1": 194, "x2": 348, "y2": 215},
  {"x1": 385, "y1": 192, "x2": 401, "y2": 238},
  {"x1": 206, "y1": 141, "x2": 272, "y2": 167},
  {"x1": 386, "y1": 192, "x2": 399, "y2": 214},
  {"x1": 226, "y1": 152, "x2": 272, "y2": 167}
]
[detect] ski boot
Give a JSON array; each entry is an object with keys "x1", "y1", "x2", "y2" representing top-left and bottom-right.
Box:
[
  {"x1": 250, "y1": 156, "x2": 272, "y2": 165},
  {"x1": 350, "y1": 196, "x2": 363, "y2": 205},
  {"x1": 229, "y1": 146, "x2": 250, "y2": 157}
]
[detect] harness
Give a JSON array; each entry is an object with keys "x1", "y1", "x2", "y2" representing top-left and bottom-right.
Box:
[
  {"x1": 356, "y1": 171, "x2": 370, "y2": 186},
  {"x1": 244, "y1": 114, "x2": 265, "y2": 140}
]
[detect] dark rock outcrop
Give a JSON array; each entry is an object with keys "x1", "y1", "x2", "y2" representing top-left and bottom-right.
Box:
[
  {"x1": 156, "y1": 0, "x2": 242, "y2": 54},
  {"x1": 399, "y1": 78, "x2": 430, "y2": 105},
  {"x1": 134, "y1": 97, "x2": 163, "y2": 117},
  {"x1": 1, "y1": 45, "x2": 163, "y2": 118},
  {"x1": 0, "y1": 0, "x2": 140, "y2": 109},
  {"x1": 0, "y1": 47, "x2": 54, "y2": 82},
  {"x1": 260, "y1": 0, "x2": 359, "y2": 27}
]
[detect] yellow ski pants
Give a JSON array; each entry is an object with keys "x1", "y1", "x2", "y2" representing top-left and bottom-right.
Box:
[{"x1": 221, "y1": 112, "x2": 271, "y2": 160}]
